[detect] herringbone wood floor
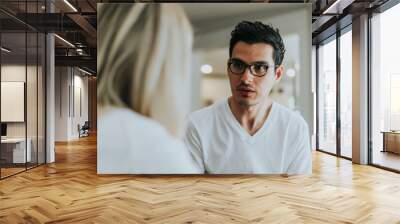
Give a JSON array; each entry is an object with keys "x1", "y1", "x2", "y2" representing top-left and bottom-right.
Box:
[{"x1": 1, "y1": 134, "x2": 400, "y2": 223}]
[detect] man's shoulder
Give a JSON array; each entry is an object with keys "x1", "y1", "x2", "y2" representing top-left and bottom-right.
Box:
[
  {"x1": 188, "y1": 99, "x2": 226, "y2": 125},
  {"x1": 273, "y1": 102, "x2": 308, "y2": 130}
]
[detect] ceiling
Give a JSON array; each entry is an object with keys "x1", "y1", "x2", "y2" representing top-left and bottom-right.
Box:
[
  {"x1": 182, "y1": 3, "x2": 304, "y2": 36},
  {"x1": 182, "y1": 3, "x2": 301, "y2": 22},
  {"x1": 0, "y1": 0, "x2": 395, "y2": 75}
]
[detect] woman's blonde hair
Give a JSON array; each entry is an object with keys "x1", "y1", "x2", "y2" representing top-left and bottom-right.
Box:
[{"x1": 97, "y1": 3, "x2": 193, "y2": 137}]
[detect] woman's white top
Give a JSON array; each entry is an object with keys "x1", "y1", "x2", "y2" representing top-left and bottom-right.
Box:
[{"x1": 98, "y1": 106, "x2": 201, "y2": 174}]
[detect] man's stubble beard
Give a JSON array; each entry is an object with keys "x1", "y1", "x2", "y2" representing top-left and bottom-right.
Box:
[{"x1": 235, "y1": 96, "x2": 260, "y2": 108}]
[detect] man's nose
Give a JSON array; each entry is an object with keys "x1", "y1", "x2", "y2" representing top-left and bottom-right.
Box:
[{"x1": 240, "y1": 68, "x2": 254, "y2": 83}]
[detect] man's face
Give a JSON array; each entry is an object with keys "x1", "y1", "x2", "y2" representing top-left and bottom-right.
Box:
[{"x1": 228, "y1": 41, "x2": 283, "y2": 107}]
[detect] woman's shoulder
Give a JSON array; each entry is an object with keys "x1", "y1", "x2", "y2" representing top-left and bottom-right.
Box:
[
  {"x1": 97, "y1": 106, "x2": 201, "y2": 174},
  {"x1": 100, "y1": 106, "x2": 157, "y2": 125},
  {"x1": 99, "y1": 106, "x2": 192, "y2": 149},
  {"x1": 99, "y1": 106, "x2": 177, "y2": 149},
  {"x1": 99, "y1": 106, "x2": 170, "y2": 135}
]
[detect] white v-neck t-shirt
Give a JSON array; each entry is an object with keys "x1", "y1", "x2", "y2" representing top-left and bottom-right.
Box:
[{"x1": 184, "y1": 99, "x2": 312, "y2": 174}]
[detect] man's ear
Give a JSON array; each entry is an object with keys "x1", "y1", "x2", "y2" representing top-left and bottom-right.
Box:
[{"x1": 275, "y1": 65, "x2": 284, "y2": 81}]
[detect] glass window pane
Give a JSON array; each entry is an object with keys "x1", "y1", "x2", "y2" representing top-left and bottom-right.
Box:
[
  {"x1": 371, "y1": 3, "x2": 400, "y2": 171},
  {"x1": 318, "y1": 37, "x2": 337, "y2": 154},
  {"x1": 0, "y1": 0, "x2": 46, "y2": 179},
  {"x1": 27, "y1": 31, "x2": 38, "y2": 169},
  {"x1": 1, "y1": 30, "x2": 28, "y2": 177},
  {"x1": 38, "y1": 32, "x2": 45, "y2": 165},
  {"x1": 340, "y1": 29, "x2": 352, "y2": 158},
  {"x1": 26, "y1": 0, "x2": 39, "y2": 170}
]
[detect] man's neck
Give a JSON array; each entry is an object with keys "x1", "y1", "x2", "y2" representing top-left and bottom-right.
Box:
[{"x1": 228, "y1": 97, "x2": 273, "y2": 136}]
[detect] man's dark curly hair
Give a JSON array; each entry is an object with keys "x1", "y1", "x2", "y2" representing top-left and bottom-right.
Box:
[{"x1": 229, "y1": 21, "x2": 286, "y2": 67}]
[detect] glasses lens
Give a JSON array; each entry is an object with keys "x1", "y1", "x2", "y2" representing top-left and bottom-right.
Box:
[
  {"x1": 251, "y1": 63, "x2": 268, "y2": 76},
  {"x1": 229, "y1": 60, "x2": 245, "y2": 74}
]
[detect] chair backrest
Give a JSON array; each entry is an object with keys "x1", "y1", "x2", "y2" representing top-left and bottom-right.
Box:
[{"x1": 82, "y1": 121, "x2": 90, "y2": 129}]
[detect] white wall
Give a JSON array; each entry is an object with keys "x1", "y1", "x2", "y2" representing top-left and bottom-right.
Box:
[
  {"x1": 1, "y1": 65, "x2": 27, "y2": 140},
  {"x1": 55, "y1": 66, "x2": 69, "y2": 141},
  {"x1": 190, "y1": 53, "x2": 203, "y2": 111},
  {"x1": 1, "y1": 65, "x2": 40, "y2": 137},
  {"x1": 1, "y1": 82, "x2": 25, "y2": 122},
  {"x1": 72, "y1": 73, "x2": 89, "y2": 138},
  {"x1": 201, "y1": 76, "x2": 231, "y2": 106},
  {"x1": 54, "y1": 67, "x2": 89, "y2": 141}
]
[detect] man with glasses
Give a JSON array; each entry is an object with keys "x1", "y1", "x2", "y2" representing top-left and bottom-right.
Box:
[{"x1": 185, "y1": 21, "x2": 312, "y2": 174}]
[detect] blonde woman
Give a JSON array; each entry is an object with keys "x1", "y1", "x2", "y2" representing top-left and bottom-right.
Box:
[{"x1": 97, "y1": 3, "x2": 201, "y2": 174}]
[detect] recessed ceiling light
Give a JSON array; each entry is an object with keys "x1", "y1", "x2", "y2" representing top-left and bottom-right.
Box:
[
  {"x1": 200, "y1": 64, "x2": 213, "y2": 74},
  {"x1": 54, "y1": 34, "x2": 75, "y2": 48},
  {"x1": 1, "y1": 47, "x2": 11, "y2": 53},
  {"x1": 63, "y1": 0, "x2": 78, "y2": 12},
  {"x1": 78, "y1": 67, "x2": 92, "y2": 76},
  {"x1": 286, "y1": 68, "x2": 296, "y2": 78},
  {"x1": 322, "y1": 0, "x2": 344, "y2": 14}
]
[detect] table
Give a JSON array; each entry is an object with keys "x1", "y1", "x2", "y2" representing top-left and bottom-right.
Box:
[
  {"x1": 381, "y1": 131, "x2": 400, "y2": 154},
  {"x1": 1, "y1": 138, "x2": 31, "y2": 163}
]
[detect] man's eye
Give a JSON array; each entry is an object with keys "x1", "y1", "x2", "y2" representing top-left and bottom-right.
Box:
[
  {"x1": 233, "y1": 62, "x2": 245, "y2": 69},
  {"x1": 254, "y1": 64, "x2": 267, "y2": 72}
]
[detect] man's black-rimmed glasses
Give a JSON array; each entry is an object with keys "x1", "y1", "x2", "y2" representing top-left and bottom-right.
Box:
[{"x1": 227, "y1": 58, "x2": 276, "y2": 77}]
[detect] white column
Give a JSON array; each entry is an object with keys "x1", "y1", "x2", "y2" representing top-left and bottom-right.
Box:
[
  {"x1": 352, "y1": 14, "x2": 369, "y2": 164},
  {"x1": 45, "y1": 1, "x2": 56, "y2": 163},
  {"x1": 54, "y1": 67, "x2": 73, "y2": 141},
  {"x1": 311, "y1": 45, "x2": 317, "y2": 150},
  {"x1": 46, "y1": 32, "x2": 55, "y2": 163},
  {"x1": 297, "y1": 5, "x2": 313, "y2": 136}
]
